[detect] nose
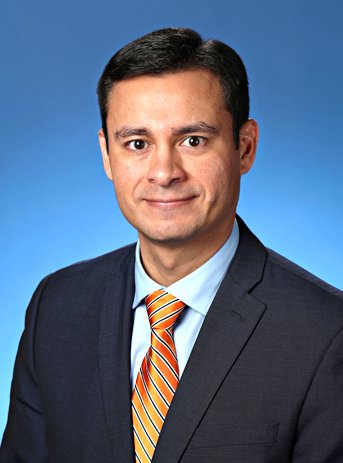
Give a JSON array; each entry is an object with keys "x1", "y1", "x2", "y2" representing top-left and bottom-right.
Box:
[{"x1": 147, "y1": 146, "x2": 186, "y2": 187}]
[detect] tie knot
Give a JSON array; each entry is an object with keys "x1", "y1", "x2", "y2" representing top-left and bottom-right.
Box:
[{"x1": 145, "y1": 289, "x2": 186, "y2": 331}]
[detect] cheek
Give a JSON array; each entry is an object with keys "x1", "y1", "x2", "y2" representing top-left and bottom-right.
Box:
[
  {"x1": 198, "y1": 161, "x2": 230, "y2": 191},
  {"x1": 201, "y1": 160, "x2": 240, "y2": 204},
  {"x1": 111, "y1": 162, "x2": 141, "y2": 205}
]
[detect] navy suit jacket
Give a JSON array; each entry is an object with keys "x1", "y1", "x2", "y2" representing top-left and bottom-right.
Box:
[{"x1": 1, "y1": 217, "x2": 343, "y2": 462}]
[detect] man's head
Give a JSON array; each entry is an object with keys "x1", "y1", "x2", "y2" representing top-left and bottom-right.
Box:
[
  {"x1": 97, "y1": 28, "x2": 258, "y2": 275},
  {"x1": 97, "y1": 27, "x2": 249, "y2": 149}
]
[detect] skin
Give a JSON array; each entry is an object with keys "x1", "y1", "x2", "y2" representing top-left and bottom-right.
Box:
[{"x1": 99, "y1": 69, "x2": 258, "y2": 286}]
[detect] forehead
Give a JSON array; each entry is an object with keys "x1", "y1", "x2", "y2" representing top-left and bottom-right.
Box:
[{"x1": 106, "y1": 69, "x2": 227, "y2": 122}]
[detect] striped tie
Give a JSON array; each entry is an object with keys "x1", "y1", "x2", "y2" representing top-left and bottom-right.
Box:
[{"x1": 132, "y1": 289, "x2": 186, "y2": 462}]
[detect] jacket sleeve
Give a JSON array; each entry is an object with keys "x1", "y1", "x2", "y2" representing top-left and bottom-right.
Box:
[
  {"x1": 0, "y1": 278, "x2": 50, "y2": 462},
  {"x1": 291, "y1": 326, "x2": 343, "y2": 462}
]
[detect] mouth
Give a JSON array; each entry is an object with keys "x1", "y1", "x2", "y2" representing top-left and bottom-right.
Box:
[{"x1": 143, "y1": 196, "x2": 197, "y2": 209}]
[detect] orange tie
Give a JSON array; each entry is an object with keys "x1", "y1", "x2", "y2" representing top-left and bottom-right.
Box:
[{"x1": 132, "y1": 289, "x2": 186, "y2": 462}]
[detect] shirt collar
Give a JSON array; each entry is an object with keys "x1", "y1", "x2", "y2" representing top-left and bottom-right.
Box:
[{"x1": 133, "y1": 219, "x2": 239, "y2": 316}]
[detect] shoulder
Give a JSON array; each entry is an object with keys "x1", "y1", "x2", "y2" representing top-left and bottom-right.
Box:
[
  {"x1": 234, "y1": 215, "x2": 342, "y2": 310},
  {"x1": 52, "y1": 242, "x2": 135, "y2": 277},
  {"x1": 256, "y1": 247, "x2": 343, "y2": 335},
  {"x1": 51, "y1": 242, "x2": 135, "y2": 277},
  {"x1": 33, "y1": 243, "x2": 136, "y2": 305},
  {"x1": 265, "y1": 248, "x2": 343, "y2": 301},
  {"x1": 233, "y1": 215, "x2": 343, "y2": 358}
]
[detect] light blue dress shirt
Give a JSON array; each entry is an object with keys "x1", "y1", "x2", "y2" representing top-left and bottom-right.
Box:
[{"x1": 130, "y1": 219, "x2": 239, "y2": 388}]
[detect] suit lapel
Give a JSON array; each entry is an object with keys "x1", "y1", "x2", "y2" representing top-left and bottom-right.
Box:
[
  {"x1": 153, "y1": 217, "x2": 268, "y2": 463},
  {"x1": 99, "y1": 246, "x2": 136, "y2": 463}
]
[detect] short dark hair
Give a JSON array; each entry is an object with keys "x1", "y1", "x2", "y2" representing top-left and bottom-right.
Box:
[{"x1": 97, "y1": 28, "x2": 249, "y2": 148}]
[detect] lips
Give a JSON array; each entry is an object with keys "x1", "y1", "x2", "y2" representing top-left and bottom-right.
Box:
[
  {"x1": 143, "y1": 196, "x2": 196, "y2": 208},
  {"x1": 146, "y1": 198, "x2": 193, "y2": 202}
]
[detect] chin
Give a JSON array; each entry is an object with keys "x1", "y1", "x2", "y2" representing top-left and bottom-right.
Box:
[{"x1": 141, "y1": 225, "x2": 200, "y2": 245}]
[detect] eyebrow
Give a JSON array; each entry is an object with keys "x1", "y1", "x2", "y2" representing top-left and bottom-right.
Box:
[
  {"x1": 174, "y1": 122, "x2": 219, "y2": 136},
  {"x1": 114, "y1": 127, "x2": 150, "y2": 140},
  {"x1": 114, "y1": 121, "x2": 219, "y2": 140}
]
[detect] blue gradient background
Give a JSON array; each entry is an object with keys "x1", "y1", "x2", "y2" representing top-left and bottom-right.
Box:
[{"x1": 1, "y1": 0, "x2": 342, "y2": 439}]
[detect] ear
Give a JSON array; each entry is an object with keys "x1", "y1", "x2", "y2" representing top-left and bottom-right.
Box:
[
  {"x1": 239, "y1": 119, "x2": 258, "y2": 175},
  {"x1": 98, "y1": 128, "x2": 113, "y2": 180}
]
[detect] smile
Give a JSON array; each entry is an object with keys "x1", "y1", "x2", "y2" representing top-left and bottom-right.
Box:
[{"x1": 144, "y1": 197, "x2": 196, "y2": 209}]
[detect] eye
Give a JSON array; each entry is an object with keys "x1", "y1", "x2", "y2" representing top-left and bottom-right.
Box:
[
  {"x1": 181, "y1": 136, "x2": 206, "y2": 148},
  {"x1": 126, "y1": 139, "x2": 148, "y2": 151}
]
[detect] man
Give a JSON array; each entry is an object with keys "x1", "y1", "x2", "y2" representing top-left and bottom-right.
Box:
[{"x1": 1, "y1": 27, "x2": 343, "y2": 463}]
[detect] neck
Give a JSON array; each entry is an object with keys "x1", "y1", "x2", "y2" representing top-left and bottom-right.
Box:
[{"x1": 139, "y1": 220, "x2": 235, "y2": 286}]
